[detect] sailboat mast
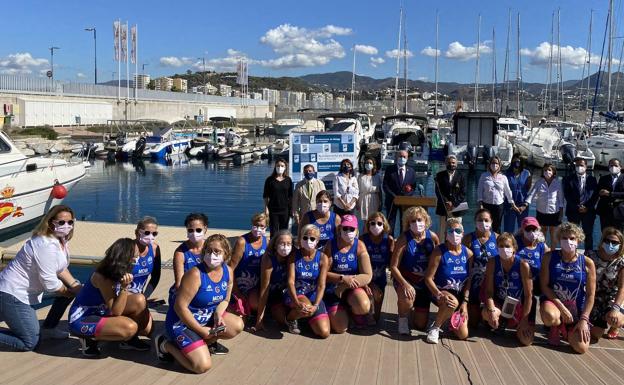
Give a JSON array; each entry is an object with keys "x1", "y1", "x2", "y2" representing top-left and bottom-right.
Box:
[
  {"x1": 615, "y1": 40, "x2": 624, "y2": 110},
  {"x1": 492, "y1": 27, "x2": 497, "y2": 112},
  {"x1": 350, "y1": 45, "x2": 356, "y2": 112},
  {"x1": 394, "y1": 7, "x2": 403, "y2": 113},
  {"x1": 558, "y1": 8, "x2": 565, "y2": 119},
  {"x1": 435, "y1": 10, "x2": 439, "y2": 116},
  {"x1": 475, "y1": 14, "x2": 481, "y2": 112},
  {"x1": 607, "y1": 0, "x2": 614, "y2": 111},
  {"x1": 404, "y1": 11, "x2": 408, "y2": 113},
  {"x1": 516, "y1": 13, "x2": 521, "y2": 118},
  {"x1": 503, "y1": 9, "x2": 511, "y2": 114},
  {"x1": 585, "y1": 10, "x2": 594, "y2": 112}
]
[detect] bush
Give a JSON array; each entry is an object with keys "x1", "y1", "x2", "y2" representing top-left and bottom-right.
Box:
[{"x1": 16, "y1": 126, "x2": 58, "y2": 140}]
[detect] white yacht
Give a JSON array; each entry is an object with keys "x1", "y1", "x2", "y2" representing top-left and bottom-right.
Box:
[
  {"x1": 514, "y1": 125, "x2": 595, "y2": 169},
  {"x1": 497, "y1": 117, "x2": 527, "y2": 142},
  {"x1": 586, "y1": 132, "x2": 624, "y2": 168},
  {"x1": 274, "y1": 118, "x2": 304, "y2": 136},
  {"x1": 380, "y1": 114, "x2": 429, "y2": 171},
  {"x1": 0, "y1": 131, "x2": 86, "y2": 235},
  {"x1": 317, "y1": 112, "x2": 374, "y2": 145}
]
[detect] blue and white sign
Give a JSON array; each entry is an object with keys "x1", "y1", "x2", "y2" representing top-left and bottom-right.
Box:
[{"x1": 289, "y1": 132, "x2": 359, "y2": 191}]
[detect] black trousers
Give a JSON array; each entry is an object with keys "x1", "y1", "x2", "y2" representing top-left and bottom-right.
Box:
[
  {"x1": 268, "y1": 211, "x2": 289, "y2": 236},
  {"x1": 332, "y1": 205, "x2": 354, "y2": 218},
  {"x1": 482, "y1": 202, "x2": 504, "y2": 234},
  {"x1": 569, "y1": 211, "x2": 596, "y2": 251},
  {"x1": 42, "y1": 296, "x2": 73, "y2": 329}
]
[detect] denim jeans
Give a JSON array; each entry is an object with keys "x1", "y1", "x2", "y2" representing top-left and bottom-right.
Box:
[
  {"x1": 503, "y1": 207, "x2": 529, "y2": 234},
  {"x1": 0, "y1": 291, "x2": 40, "y2": 351}
]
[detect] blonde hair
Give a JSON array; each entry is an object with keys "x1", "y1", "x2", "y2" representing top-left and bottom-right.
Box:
[
  {"x1": 136, "y1": 216, "x2": 158, "y2": 230},
  {"x1": 556, "y1": 222, "x2": 585, "y2": 242},
  {"x1": 496, "y1": 232, "x2": 518, "y2": 251},
  {"x1": 446, "y1": 217, "x2": 463, "y2": 231},
  {"x1": 365, "y1": 212, "x2": 391, "y2": 235},
  {"x1": 33, "y1": 205, "x2": 75, "y2": 241},
  {"x1": 299, "y1": 224, "x2": 320, "y2": 242},
  {"x1": 251, "y1": 212, "x2": 269, "y2": 226},
  {"x1": 201, "y1": 234, "x2": 233, "y2": 264},
  {"x1": 600, "y1": 227, "x2": 624, "y2": 259},
  {"x1": 402, "y1": 206, "x2": 432, "y2": 232},
  {"x1": 268, "y1": 230, "x2": 293, "y2": 254}
]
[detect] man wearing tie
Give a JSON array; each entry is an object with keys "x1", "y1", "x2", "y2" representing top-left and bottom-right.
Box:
[
  {"x1": 434, "y1": 155, "x2": 466, "y2": 235},
  {"x1": 597, "y1": 158, "x2": 624, "y2": 231},
  {"x1": 562, "y1": 157, "x2": 598, "y2": 250},
  {"x1": 382, "y1": 149, "x2": 417, "y2": 235}
]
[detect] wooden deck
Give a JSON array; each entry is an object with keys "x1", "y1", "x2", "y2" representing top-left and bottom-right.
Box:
[{"x1": 1, "y1": 222, "x2": 624, "y2": 384}]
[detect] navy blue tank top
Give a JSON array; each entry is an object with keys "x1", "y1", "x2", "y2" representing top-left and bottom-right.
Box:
[
  {"x1": 269, "y1": 253, "x2": 287, "y2": 293},
  {"x1": 294, "y1": 249, "x2": 322, "y2": 296},
  {"x1": 361, "y1": 233, "x2": 390, "y2": 285},
  {"x1": 307, "y1": 211, "x2": 336, "y2": 249},
  {"x1": 548, "y1": 250, "x2": 587, "y2": 321},
  {"x1": 234, "y1": 233, "x2": 267, "y2": 293},
  {"x1": 128, "y1": 243, "x2": 154, "y2": 293},
  {"x1": 434, "y1": 244, "x2": 470, "y2": 291},
  {"x1": 399, "y1": 230, "x2": 435, "y2": 284},
  {"x1": 469, "y1": 232, "x2": 498, "y2": 295},
  {"x1": 493, "y1": 256, "x2": 523, "y2": 302}
]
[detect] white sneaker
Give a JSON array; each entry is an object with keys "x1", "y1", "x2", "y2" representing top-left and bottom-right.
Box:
[
  {"x1": 41, "y1": 327, "x2": 69, "y2": 340},
  {"x1": 426, "y1": 326, "x2": 441, "y2": 344},
  {"x1": 398, "y1": 317, "x2": 410, "y2": 335}
]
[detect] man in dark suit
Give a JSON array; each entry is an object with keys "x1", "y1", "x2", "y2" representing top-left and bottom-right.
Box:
[
  {"x1": 434, "y1": 155, "x2": 466, "y2": 235},
  {"x1": 562, "y1": 157, "x2": 599, "y2": 250},
  {"x1": 382, "y1": 149, "x2": 417, "y2": 236},
  {"x1": 597, "y1": 158, "x2": 624, "y2": 231}
]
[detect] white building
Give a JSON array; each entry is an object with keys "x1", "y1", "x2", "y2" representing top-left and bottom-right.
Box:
[
  {"x1": 134, "y1": 74, "x2": 150, "y2": 89},
  {"x1": 219, "y1": 84, "x2": 232, "y2": 96},
  {"x1": 154, "y1": 77, "x2": 173, "y2": 91},
  {"x1": 262, "y1": 88, "x2": 280, "y2": 105}
]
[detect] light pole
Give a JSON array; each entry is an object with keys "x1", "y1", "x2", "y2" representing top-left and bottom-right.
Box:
[
  {"x1": 84, "y1": 27, "x2": 97, "y2": 84},
  {"x1": 197, "y1": 57, "x2": 206, "y2": 93},
  {"x1": 49, "y1": 46, "x2": 60, "y2": 81},
  {"x1": 142, "y1": 63, "x2": 148, "y2": 73}
]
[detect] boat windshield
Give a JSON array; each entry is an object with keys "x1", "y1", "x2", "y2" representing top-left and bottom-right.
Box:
[
  {"x1": 327, "y1": 121, "x2": 355, "y2": 132},
  {"x1": 0, "y1": 136, "x2": 11, "y2": 152},
  {"x1": 498, "y1": 123, "x2": 520, "y2": 131}
]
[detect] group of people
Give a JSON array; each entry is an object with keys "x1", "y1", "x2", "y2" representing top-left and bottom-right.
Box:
[{"x1": 0, "y1": 154, "x2": 623, "y2": 374}]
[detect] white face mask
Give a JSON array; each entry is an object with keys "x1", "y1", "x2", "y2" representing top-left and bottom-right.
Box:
[
  {"x1": 342, "y1": 229, "x2": 356, "y2": 242},
  {"x1": 447, "y1": 231, "x2": 463, "y2": 245},
  {"x1": 316, "y1": 202, "x2": 330, "y2": 214},
  {"x1": 276, "y1": 166, "x2": 285, "y2": 175},
  {"x1": 302, "y1": 239, "x2": 317, "y2": 250},
  {"x1": 365, "y1": 163, "x2": 374, "y2": 171},
  {"x1": 188, "y1": 231, "x2": 204, "y2": 243},
  {"x1": 251, "y1": 226, "x2": 266, "y2": 238},
  {"x1": 139, "y1": 234, "x2": 155, "y2": 245},
  {"x1": 53, "y1": 223, "x2": 73, "y2": 238},
  {"x1": 277, "y1": 244, "x2": 292, "y2": 256},
  {"x1": 476, "y1": 220, "x2": 491, "y2": 233},
  {"x1": 576, "y1": 166, "x2": 586, "y2": 175},
  {"x1": 610, "y1": 166, "x2": 620, "y2": 175},
  {"x1": 204, "y1": 252, "x2": 223, "y2": 268},
  {"x1": 410, "y1": 220, "x2": 426, "y2": 234},
  {"x1": 524, "y1": 230, "x2": 539, "y2": 242},
  {"x1": 369, "y1": 223, "x2": 383, "y2": 236},
  {"x1": 560, "y1": 238, "x2": 578, "y2": 253},
  {"x1": 490, "y1": 163, "x2": 500, "y2": 172},
  {"x1": 544, "y1": 170, "x2": 553, "y2": 179},
  {"x1": 498, "y1": 247, "x2": 514, "y2": 259}
]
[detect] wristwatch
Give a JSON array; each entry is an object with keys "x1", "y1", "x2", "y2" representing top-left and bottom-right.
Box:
[{"x1": 70, "y1": 279, "x2": 81, "y2": 288}]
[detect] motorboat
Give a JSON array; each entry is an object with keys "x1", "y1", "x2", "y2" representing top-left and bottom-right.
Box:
[
  {"x1": 426, "y1": 102, "x2": 444, "y2": 117},
  {"x1": 586, "y1": 132, "x2": 624, "y2": 168},
  {"x1": 274, "y1": 118, "x2": 304, "y2": 136},
  {"x1": 380, "y1": 114, "x2": 430, "y2": 171},
  {"x1": 497, "y1": 117, "x2": 527, "y2": 142},
  {"x1": 317, "y1": 112, "x2": 374, "y2": 145},
  {"x1": 141, "y1": 127, "x2": 195, "y2": 161},
  {"x1": 267, "y1": 139, "x2": 289, "y2": 159},
  {"x1": 447, "y1": 112, "x2": 514, "y2": 170},
  {"x1": 0, "y1": 131, "x2": 86, "y2": 236},
  {"x1": 514, "y1": 125, "x2": 595, "y2": 169}
]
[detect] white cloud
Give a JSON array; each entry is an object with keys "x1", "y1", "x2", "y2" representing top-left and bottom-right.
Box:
[
  {"x1": 385, "y1": 49, "x2": 414, "y2": 59},
  {"x1": 418, "y1": 76, "x2": 429, "y2": 81},
  {"x1": 76, "y1": 72, "x2": 87, "y2": 78},
  {"x1": 444, "y1": 42, "x2": 492, "y2": 61},
  {"x1": 370, "y1": 57, "x2": 385, "y2": 67},
  {"x1": 520, "y1": 42, "x2": 613, "y2": 68},
  {"x1": 259, "y1": 24, "x2": 350, "y2": 69},
  {"x1": 421, "y1": 46, "x2": 441, "y2": 57},
  {"x1": 0, "y1": 52, "x2": 48, "y2": 75},
  {"x1": 354, "y1": 44, "x2": 378, "y2": 55},
  {"x1": 159, "y1": 56, "x2": 194, "y2": 67},
  {"x1": 226, "y1": 48, "x2": 245, "y2": 57}
]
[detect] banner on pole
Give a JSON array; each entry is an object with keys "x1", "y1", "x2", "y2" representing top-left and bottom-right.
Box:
[
  {"x1": 120, "y1": 23, "x2": 128, "y2": 62},
  {"x1": 113, "y1": 21, "x2": 120, "y2": 62},
  {"x1": 130, "y1": 25, "x2": 137, "y2": 64},
  {"x1": 236, "y1": 58, "x2": 248, "y2": 85}
]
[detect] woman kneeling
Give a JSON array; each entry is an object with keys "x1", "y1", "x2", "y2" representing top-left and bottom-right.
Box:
[{"x1": 156, "y1": 234, "x2": 243, "y2": 373}]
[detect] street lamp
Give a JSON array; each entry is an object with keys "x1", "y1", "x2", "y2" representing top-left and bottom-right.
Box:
[
  {"x1": 197, "y1": 57, "x2": 206, "y2": 93},
  {"x1": 49, "y1": 46, "x2": 60, "y2": 81},
  {"x1": 142, "y1": 63, "x2": 148, "y2": 73},
  {"x1": 84, "y1": 27, "x2": 97, "y2": 84}
]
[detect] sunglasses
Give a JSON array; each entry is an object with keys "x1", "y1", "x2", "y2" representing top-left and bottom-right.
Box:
[
  {"x1": 605, "y1": 240, "x2": 621, "y2": 246},
  {"x1": 302, "y1": 236, "x2": 317, "y2": 242},
  {"x1": 142, "y1": 230, "x2": 158, "y2": 237},
  {"x1": 369, "y1": 221, "x2": 383, "y2": 227},
  {"x1": 187, "y1": 228, "x2": 204, "y2": 233},
  {"x1": 54, "y1": 220, "x2": 74, "y2": 226},
  {"x1": 342, "y1": 227, "x2": 356, "y2": 232},
  {"x1": 447, "y1": 228, "x2": 463, "y2": 235},
  {"x1": 410, "y1": 219, "x2": 423, "y2": 224}
]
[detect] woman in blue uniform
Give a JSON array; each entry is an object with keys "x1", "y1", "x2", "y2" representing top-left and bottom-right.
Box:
[
  {"x1": 482, "y1": 233, "x2": 534, "y2": 345},
  {"x1": 299, "y1": 190, "x2": 341, "y2": 249},
  {"x1": 229, "y1": 213, "x2": 268, "y2": 321},
  {"x1": 390, "y1": 206, "x2": 440, "y2": 334},
  {"x1": 68, "y1": 238, "x2": 150, "y2": 357},
  {"x1": 254, "y1": 230, "x2": 292, "y2": 331},
  {"x1": 361, "y1": 212, "x2": 395, "y2": 324},
  {"x1": 323, "y1": 214, "x2": 373, "y2": 333},
  {"x1": 284, "y1": 224, "x2": 331, "y2": 338},
  {"x1": 171, "y1": 213, "x2": 208, "y2": 291},
  {"x1": 540, "y1": 222, "x2": 596, "y2": 353},
  {"x1": 156, "y1": 234, "x2": 244, "y2": 374},
  {"x1": 424, "y1": 218, "x2": 473, "y2": 344},
  {"x1": 515, "y1": 217, "x2": 549, "y2": 296},
  {"x1": 462, "y1": 209, "x2": 498, "y2": 327}
]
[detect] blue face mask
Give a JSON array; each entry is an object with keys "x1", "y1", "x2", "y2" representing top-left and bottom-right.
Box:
[
  {"x1": 602, "y1": 241, "x2": 621, "y2": 256},
  {"x1": 341, "y1": 165, "x2": 351, "y2": 174},
  {"x1": 397, "y1": 157, "x2": 407, "y2": 166},
  {"x1": 304, "y1": 172, "x2": 316, "y2": 180}
]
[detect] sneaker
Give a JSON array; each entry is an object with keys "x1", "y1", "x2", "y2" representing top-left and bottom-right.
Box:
[
  {"x1": 154, "y1": 334, "x2": 174, "y2": 363},
  {"x1": 208, "y1": 342, "x2": 229, "y2": 355},
  {"x1": 79, "y1": 338, "x2": 101, "y2": 358},
  {"x1": 398, "y1": 317, "x2": 410, "y2": 335},
  {"x1": 119, "y1": 336, "x2": 151, "y2": 351},
  {"x1": 547, "y1": 326, "x2": 561, "y2": 346},
  {"x1": 41, "y1": 327, "x2": 69, "y2": 340},
  {"x1": 285, "y1": 318, "x2": 301, "y2": 335},
  {"x1": 426, "y1": 326, "x2": 441, "y2": 344}
]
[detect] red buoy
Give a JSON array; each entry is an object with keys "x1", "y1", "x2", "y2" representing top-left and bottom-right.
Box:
[{"x1": 51, "y1": 181, "x2": 67, "y2": 199}]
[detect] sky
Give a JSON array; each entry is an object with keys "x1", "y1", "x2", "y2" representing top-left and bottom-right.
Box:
[{"x1": 1, "y1": 0, "x2": 622, "y2": 85}]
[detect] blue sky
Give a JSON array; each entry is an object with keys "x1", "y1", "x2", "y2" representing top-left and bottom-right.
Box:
[{"x1": 1, "y1": 0, "x2": 621, "y2": 84}]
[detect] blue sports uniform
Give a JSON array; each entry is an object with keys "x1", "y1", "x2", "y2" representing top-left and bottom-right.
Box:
[
  {"x1": 468, "y1": 232, "x2": 498, "y2": 304},
  {"x1": 492, "y1": 255, "x2": 536, "y2": 323},
  {"x1": 307, "y1": 211, "x2": 336, "y2": 249},
  {"x1": 267, "y1": 252, "x2": 287, "y2": 304},
  {"x1": 324, "y1": 238, "x2": 359, "y2": 311},
  {"x1": 168, "y1": 242, "x2": 203, "y2": 304},
  {"x1": 515, "y1": 236, "x2": 546, "y2": 296},
  {"x1": 234, "y1": 233, "x2": 267, "y2": 294},
  {"x1": 126, "y1": 243, "x2": 154, "y2": 294},
  {"x1": 544, "y1": 250, "x2": 587, "y2": 323},
  {"x1": 284, "y1": 249, "x2": 327, "y2": 321},
  {"x1": 361, "y1": 233, "x2": 391, "y2": 289},
  {"x1": 395, "y1": 230, "x2": 435, "y2": 311},
  {"x1": 68, "y1": 275, "x2": 110, "y2": 338},
  {"x1": 434, "y1": 244, "x2": 470, "y2": 302}
]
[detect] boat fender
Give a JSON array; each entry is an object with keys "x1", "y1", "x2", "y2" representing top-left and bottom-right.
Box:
[
  {"x1": 51, "y1": 180, "x2": 67, "y2": 199},
  {"x1": 560, "y1": 143, "x2": 576, "y2": 165}
]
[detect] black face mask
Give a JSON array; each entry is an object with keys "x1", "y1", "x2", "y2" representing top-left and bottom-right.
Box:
[{"x1": 446, "y1": 164, "x2": 457, "y2": 171}]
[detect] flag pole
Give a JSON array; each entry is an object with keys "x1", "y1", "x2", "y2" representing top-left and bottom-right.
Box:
[
  {"x1": 117, "y1": 19, "x2": 121, "y2": 101},
  {"x1": 126, "y1": 21, "x2": 130, "y2": 101},
  {"x1": 135, "y1": 25, "x2": 138, "y2": 102}
]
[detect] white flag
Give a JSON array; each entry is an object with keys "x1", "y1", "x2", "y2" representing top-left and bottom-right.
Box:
[
  {"x1": 237, "y1": 59, "x2": 248, "y2": 85},
  {"x1": 130, "y1": 25, "x2": 137, "y2": 64},
  {"x1": 120, "y1": 23, "x2": 128, "y2": 62},
  {"x1": 113, "y1": 21, "x2": 120, "y2": 62}
]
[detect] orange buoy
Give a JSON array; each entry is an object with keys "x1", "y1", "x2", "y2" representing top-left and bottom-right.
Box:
[{"x1": 51, "y1": 181, "x2": 67, "y2": 199}]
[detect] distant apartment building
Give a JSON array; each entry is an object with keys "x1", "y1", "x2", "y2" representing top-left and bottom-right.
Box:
[
  {"x1": 262, "y1": 88, "x2": 280, "y2": 105},
  {"x1": 172, "y1": 78, "x2": 187, "y2": 92},
  {"x1": 154, "y1": 77, "x2": 173, "y2": 91},
  {"x1": 250, "y1": 92, "x2": 262, "y2": 100},
  {"x1": 324, "y1": 93, "x2": 334, "y2": 109},
  {"x1": 334, "y1": 95, "x2": 346, "y2": 110},
  {"x1": 309, "y1": 92, "x2": 326, "y2": 109},
  {"x1": 279, "y1": 91, "x2": 306, "y2": 109},
  {"x1": 219, "y1": 84, "x2": 232, "y2": 96},
  {"x1": 134, "y1": 74, "x2": 150, "y2": 89}
]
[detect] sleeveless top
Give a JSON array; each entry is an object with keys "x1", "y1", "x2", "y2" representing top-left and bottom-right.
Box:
[
  {"x1": 294, "y1": 249, "x2": 322, "y2": 296},
  {"x1": 548, "y1": 250, "x2": 587, "y2": 321},
  {"x1": 361, "y1": 233, "x2": 391, "y2": 286},
  {"x1": 180, "y1": 242, "x2": 202, "y2": 272},
  {"x1": 434, "y1": 244, "x2": 470, "y2": 291},
  {"x1": 234, "y1": 233, "x2": 267, "y2": 293},
  {"x1": 307, "y1": 211, "x2": 336, "y2": 249},
  {"x1": 68, "y1": 274, "x2": 108, "y2": 324},
  {"x1": 515, "y1": 236, "x2": 546, "y2": 294},
  {"x1": 127, "y1": 243, "x2": 154, "y2": 293},
  {"x1": 167, "y1": 263, "x2": 230, "y2": 327},
  {"x1": 493, "y1": 255, "x2": 523, "y2": 302},
  {"x1": 269, "y1": 253, "x2": 287, "y2": 293},
  {"x1": 399, "y1": 230, "x2": 435, "y2": 286},
  {"x1": 469, "y1": 232, "x2": 498, "y2": 296}
]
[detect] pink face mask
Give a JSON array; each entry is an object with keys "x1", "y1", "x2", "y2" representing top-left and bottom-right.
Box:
[
  {"x1": 498, "y1": 247, "x2": 514, "y2": 259},
  {"x1": 139, "y1": 234, "x2": 155, "y2": 245},
  {"x1": 369, "y1": 224, "x2": 383, "y2": 236},
  {"x1": 53, "y1": 223, "x2": 73, "y2": 238},
  {"x1": 204, "y1": 252, "x2": 223, "y2": 268},
  {"x1": 476, "y1": 221, "x2": 491, "y2": 232},
  {"x1": 410, "y1": 220, "x2": 426, "y2": 234},
  {"x1": 560, "y1": 238, "x2": 578, "y2": 253},
  {"x1": 188, "y1": 231, "x2": 204, "y2": 243}
]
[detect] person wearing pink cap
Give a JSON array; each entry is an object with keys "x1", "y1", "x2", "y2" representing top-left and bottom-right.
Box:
[
  {"x1": 515, "y1": 217, "x2": 550, "y2": 311},
  {"x1": 323, "y1": 214, "x2": 373, "y2": 333}
]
